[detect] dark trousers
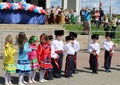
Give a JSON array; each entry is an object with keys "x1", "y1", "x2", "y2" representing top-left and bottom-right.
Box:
[
  {"x1": 89, "y1": 54, "x2": 98, "y2": 72},
  {"x1": 104, "y1": 51, "x2": 112, "y2": 70},
  {"x1": 52, "y1": 52, "x2": 63, "y2": 77},
  {"x1": 104, "y1": 27, "x2": 109, "y2": 35},
  {"x1": 89, "y1": 55, "x2": 92, "y2": 69},
  {"x1": 51, "y1": 58, "x2": 60, "y2": 78},
  {"x1": 65, "y1": 55, "x2": 74, "y2": 77},
  {"x1": 50, "y1": 14, "x2": 55, "y2": 24},
  {"x1": 96, "y1": 20, "x2": 100, "y2": 29},
  {"x1": 73, "y1": 52, "x2": 77, "y2": 73},
  {"x1": 45, "y1": 69, "x2": 53, "y2": 80},
  {"x1": 2, "y1": 0, "x2": 7, "y2": 2},
  {"x1": 111, "y1": 26, "x2": 116, "y2": 39}
]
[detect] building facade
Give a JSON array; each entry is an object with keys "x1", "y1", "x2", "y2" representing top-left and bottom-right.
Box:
[
  {"x1": 1, "y1": 0, "x2": 80, "y2": 14},
  {"x1": 30, "y1": 0, "x2": 80, "y2": 14}
]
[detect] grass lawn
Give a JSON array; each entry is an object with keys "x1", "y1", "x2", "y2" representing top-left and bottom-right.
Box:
[{"x1": 63, "y1": 24, "x2": 120, "y2": 43}]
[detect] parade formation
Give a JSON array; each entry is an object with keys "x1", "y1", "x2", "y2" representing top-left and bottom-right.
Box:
[
  {"x1": 2, "y1": 30, "x2": 116, "y2": 85},
  {"x1": 0, "y1": 0, "x2": 120, "y2": 85}
]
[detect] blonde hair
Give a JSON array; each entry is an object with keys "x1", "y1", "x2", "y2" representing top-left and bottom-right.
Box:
[{"x1": 5, "y1": 35, "x2": 13, "y2": 45}]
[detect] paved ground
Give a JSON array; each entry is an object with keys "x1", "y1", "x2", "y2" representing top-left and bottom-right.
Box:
[{"x1": 0, "y1": 50, "x2": 120, "y2": 85}]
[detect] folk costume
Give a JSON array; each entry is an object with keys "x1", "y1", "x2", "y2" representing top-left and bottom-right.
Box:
[
  {"x1": 37, "y1": 43, "x2": 53, "y2": 70},
  {"x1": 52, "y1": 30, "x2": 64, "y2": 78},
  {"x1": 28, "y1": 37, "x2": 39, "y2": 71},
  {"x1": 50, "y1": 9, "x2": 55, "y2": 24},
  {"x1": 69, "y1": 32, "x2": 80, "y2": 73},
  {"x1": 16, "y1": 42, "x2": 32, "y2": 74},
  {"x1": 37, "y1": 34, "x2": 53, "y2": 82},
  {"x1": 103, "y1": 33, "x2": 115, "y2": 72},
  {"x1": 45, "y1": 35, "x2": 58, "y2": 80},
  {"x1": 64, "y1": 36, "x2": 75, "y2": 77},
  {"x1": 28, "y1": 36, "x2": 39, "y2": 83},
  {"x1": 88, "y1": 34, "x2": 100, "y2": 74},
  {"x1": 3, "y1": 43, "x2": 17, "y2": 73}
]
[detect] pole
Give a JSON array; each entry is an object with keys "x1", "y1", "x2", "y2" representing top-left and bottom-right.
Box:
[
  {"x1": 79, "y1": 0, "x2": 81, "y2": 24},
  {"x1": 110, "y1": 0, "x2": 112, "y2": 21},
  {"x1": 62, "y1": 0, "x2": 64, "y2": 9},
  {"x1": 80, "y1": 0, "x2": 81, "y2": 11},
  {"x1": 99, "y1": 0, "x2": 102, "y2": 9}
]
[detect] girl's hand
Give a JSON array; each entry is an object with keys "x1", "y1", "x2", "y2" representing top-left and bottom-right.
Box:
[
  {"x1": 57, "y1": 55, "x2": 60, "y2": 59},
  {"x1": 113, "y1": 44, "x2": 116, "y2": 48},
  {"x1": 32, "y1": 48, "x2": 37, "y2": 51},
  {"x1": 16, "y1": 35, "x2": 18, "y2": 39}
]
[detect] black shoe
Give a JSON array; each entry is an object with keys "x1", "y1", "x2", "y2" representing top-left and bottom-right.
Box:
[
  {"x1": 95, "y1": 71, "x2": 98, "y2": 74},
  {"x1": 69, "y1": 75, "x2": 74, "y2": 77},
  {"x1": 81, "y1": 32, "x2": 86, "y2": 35},
  {"x1": 108, "y1": 69, "x2": 112, "y2": 72},
  {"x1": 73, "y1": 70, "x2": 79, "y2": 74},
  {"x1": 64, "y1": 75, "x2": 70, "y2": 78},
  {"x1": 105, "y1": 69, "x2": 109, "y2": 73},
  {"x1": 54, "y1": 75, "x2": 61, "y2": 78},
  {"x1": 92, "y1": 71, "x2": 95, "y2": 74}
]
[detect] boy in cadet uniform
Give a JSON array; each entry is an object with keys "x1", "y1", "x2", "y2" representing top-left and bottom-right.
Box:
[
  {"x1": 52, "y1": 30, "x2": 64, "y2": 78},
  {"x1": 103, "y1": 33, "x2": 115, "y2": 72},
  {"x1": 64, "y1": 35, "x2": 75, "y2": 78},
  {"x1": 88, "y1": 34, "x2": 100, "y2": 74},
  {"x1": 69, "y1": 32, "x2": 80, "y2": 73}
]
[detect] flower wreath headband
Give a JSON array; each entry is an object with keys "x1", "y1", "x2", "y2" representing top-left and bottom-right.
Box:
[{"x1": 29, "y1": 36, "x2": 38, "y2": 43}]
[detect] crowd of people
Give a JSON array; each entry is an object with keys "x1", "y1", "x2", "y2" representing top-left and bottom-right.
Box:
[
  {"x1": 0, "y1": 0, "x2": 119, "y2": 38},
  {"x1": 46, "y1": 6, "x2": 78, "y2": 24},
  {"x1": 3, "y1": 30, "x2": 116, "y2": 85},
  {"x1": 80, "y1": 7, "x2": 118, "y2": 38},
  {"x1": 46, "y1": 6, "x2": 118, "y2": 39}
]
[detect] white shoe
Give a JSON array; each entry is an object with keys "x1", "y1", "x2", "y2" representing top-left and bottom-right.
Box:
[
  {"x1": 40, "y1": 79, "x2": 44, "y2": 83},
  {"x1": 32, "y1": 80, "x2": 37, "y2": 83},
  {"x1": 40, "y1": 79, "x2": 47, "y2": 83},
  {"x1": 23, "y1": 81, "x2": 27, "y2": 84},
  {"x1": 28, "y1": 80, "x2": 33, "y2": 84},
  {"x1": 43, "y1": 79, "x2": 47, "y2": 82},
  {"x1": 4, "y1": 83, "x2": 9, "y2": 85},
  {"x1": 18, "y1": 83, "x2": 25, "y2": 85}
]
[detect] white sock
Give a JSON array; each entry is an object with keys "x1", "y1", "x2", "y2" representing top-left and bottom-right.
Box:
[
  {"x1": 5, "y1": 72, "x2": 9, "y2": 84},
  {"x1": 18, "y1": 74, "x2": 24, "y2": 84},
  {"x1": 39, "y1": 70, "x2": 43, "y2": 81},
  {"x1": 32, "y1": 71, "x2": 36, "y2": 81},
  {"x1": 29, "y1": 73, "x2": 32, "y2": 82},
  {"x1": 22, "y1": 75, "x2": 27, "y2": 83},
  {"x1": 8, "y1": 73, "x2": 12, "y2": 84},
  {"x1": 42, "y1": 70, "x2": 46, "y2": 80},
  {"x1": 39, "y1": 69, "x2": 46, "y2": 81}
]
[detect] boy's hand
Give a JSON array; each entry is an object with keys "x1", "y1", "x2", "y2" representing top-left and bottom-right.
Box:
[
  {"x1": 110, "y1": 49, "x2": 112, "y2": 52},
  {"x1": 110, "y1": 52, "x2": 113, "y2": 56}
]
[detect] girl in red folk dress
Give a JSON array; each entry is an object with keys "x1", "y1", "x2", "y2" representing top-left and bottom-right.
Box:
[{"x1": 37, "y1": 33, "x2": 53, "y2": 83}]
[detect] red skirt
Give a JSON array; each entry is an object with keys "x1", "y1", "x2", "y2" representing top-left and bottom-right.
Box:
[
  {"x1": 40, "y1": 56, "x2": 53, "y2": 70},
  {"x1": 40, "y1": 62, "x2": 53, "y2": 70}
]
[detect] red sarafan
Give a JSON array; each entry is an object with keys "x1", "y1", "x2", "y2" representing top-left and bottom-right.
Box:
[{"x1": 37, "y1": 42, "x2": 52, "y2": 69}]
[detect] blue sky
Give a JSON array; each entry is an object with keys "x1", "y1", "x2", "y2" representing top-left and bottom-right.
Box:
[{"x1": 50, "y1": 0, "x2": 120, "y2": 14}]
